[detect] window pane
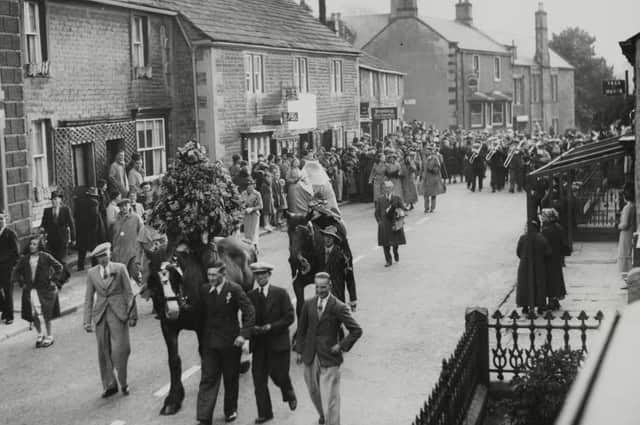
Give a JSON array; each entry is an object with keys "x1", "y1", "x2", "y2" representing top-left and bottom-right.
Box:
[
  {"x1": 137, "y1": 129, "x2": 145, "y2": 149},
  {"x1": 28, "y1": 2, "x2": 37, "y2": 33},
  {"x1": 146, "y1": 129, "x2": 153, "y2": 148},
  {"x1": 34, "y1": 157, "x2": 43, "y2": 187},
  {"x1": 245, "y1": 55, "x2": 253, "y2": 92},
  {"x1": 144, "y1": 150, "x2": 154, "y2": 175},
  {"x1": 33, "y1": 122, "x2": 44, "y2": 155},
  {"x1": 154, "y1": 149, "x2": 164, "y2": 175},
  {"x1": 133, "y1": 18, "x2": 142, "y2": 43},
  {"x1": 155, "y1": 120, "x2": 164, "y2": 147}
]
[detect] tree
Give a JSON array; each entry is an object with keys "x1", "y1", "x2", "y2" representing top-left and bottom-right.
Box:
[{"x1": 550, "y1": 27, "x2": 634, "y2": 131}]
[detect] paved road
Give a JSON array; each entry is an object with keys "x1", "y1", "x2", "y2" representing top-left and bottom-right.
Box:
[{"x1": 0, "y1": 183, "x2": 525, "y2": 425}]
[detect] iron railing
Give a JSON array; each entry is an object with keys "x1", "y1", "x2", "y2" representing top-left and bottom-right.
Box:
[
  {"x1": 412, "y1": 310, "x2": 488, "y2": 425},
  {"x1": 489, "y1": 309, "x2": 604, "y2": 382}
]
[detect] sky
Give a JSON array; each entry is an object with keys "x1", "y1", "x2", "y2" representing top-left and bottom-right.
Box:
[{"x1": 301, "y1": 0, "x2": 639, "y2": 77}]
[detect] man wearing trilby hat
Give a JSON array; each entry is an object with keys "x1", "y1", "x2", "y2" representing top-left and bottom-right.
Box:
[
  {"x1": 83, "y1": 242, "x2": 137, "y2": 398},
  {"x1": 374, "y1": 180, "x2": 407, "y2": 267},
  {"x1": 40, "y1": 190, "x2": 75, "y2": 283},
  {"x1": 319, "y1": 226, "x2": 357, "y2": 310}
]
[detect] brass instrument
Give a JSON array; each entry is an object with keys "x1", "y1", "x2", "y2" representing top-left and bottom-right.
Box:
[
  {"x1": 504, "y1": 148, "x2": 516, "y2": 168},
  {"x1": 468, "y1": 150, "x2": 479, "y2": 164},
  {"x1": 486, "y1": 147, "x2": 497, "y2": 162}
]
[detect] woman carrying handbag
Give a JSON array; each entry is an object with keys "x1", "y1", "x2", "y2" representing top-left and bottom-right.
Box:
[{"x1": 12, "y1": 236, "x2": 63, "y2": 348}]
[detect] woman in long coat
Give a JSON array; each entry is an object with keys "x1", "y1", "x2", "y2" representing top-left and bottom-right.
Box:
[
  {"x1": 241, "y1": 178, "x2": 263, "y2": 250},
  {"x1": 368, "y1": 154, "x2": 387, "y2": 202},
  {"x1": 540, "y1": 209, "x2": 568, "y2": 310},
  {"x1": 516, "y1": 220, "x2": 551, "y2": 314},
  {"x1": 384, "y1": 152, "x2": 404, "y2": 200},
  {"x1": 400, "y1": 152, "x2": 419, "y2": 209},
  {"x1": 421, "y1": 147, "x2": 446, "y2": 213},
  {"x1": 617, "y1": 189, "x2": 636, "y2": 277},
  {"x1": 12, "y1": 236, "x2": 63, "y2": 347}
]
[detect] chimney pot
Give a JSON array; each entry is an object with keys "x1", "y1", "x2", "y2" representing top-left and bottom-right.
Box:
[{"x1": 455, "y1": 0, "x2": 473, "y2": 26}]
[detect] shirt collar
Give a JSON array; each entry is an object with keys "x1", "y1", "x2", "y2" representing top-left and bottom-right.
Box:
[
  {"x1": 259, "y1": 283, "x2": 270, "y2": 296},
  {"x1": 210, "y1": 279, "x2": 226, "y2": 294},
  {"x1": 318, "y1": 294, "x2": 330, "y2": 307}
]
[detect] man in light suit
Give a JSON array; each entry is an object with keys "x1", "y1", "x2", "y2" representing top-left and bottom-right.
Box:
[
  {"x1": 295, "y1": 272, "x2": 362, "y2": 425},
  {"x1": 247, "y1": 262, "x2": 297, "y2": 424},
  {"x1": 83, "y1": 242, "x2": 137, "y2": 398}
]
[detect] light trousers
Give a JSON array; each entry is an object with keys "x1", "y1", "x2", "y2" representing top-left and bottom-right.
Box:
[
  {"x1": 95, "y1": 309, "x2": 131, "y2": 390},
  {"x1": 303, "y1": 356, "x2": 341, "y2": 425}
]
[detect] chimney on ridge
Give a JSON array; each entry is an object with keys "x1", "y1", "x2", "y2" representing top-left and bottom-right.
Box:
[
  {"x1": 534, "y1": 2, "x2": 550, "y2": 66},
  {"x1": 390, "y1": 0, "x2": 418, "y2": 21},
  {"x1": 318, "y1": 0, "x2": 326, "y2": 24},
  {"x1": 455, "y1": 0, "x2": 473, "y2": 26}
]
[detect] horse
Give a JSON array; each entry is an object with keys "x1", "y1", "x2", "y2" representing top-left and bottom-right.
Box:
[
  {"x1": 146, "y1": 236, "x2": 257, "y2": 416},
  {"x1": 287, "y1": 207, "x2": 353, "y2": 321}
]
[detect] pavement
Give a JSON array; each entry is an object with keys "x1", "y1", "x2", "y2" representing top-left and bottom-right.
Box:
[{"x1": 0, "y1": 183, "x2": 624, "y2": 425}]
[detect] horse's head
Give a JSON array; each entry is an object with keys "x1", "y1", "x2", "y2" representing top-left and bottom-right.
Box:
[{"x1": 287, "y1": 213, "x2": 314, "y2": 275}]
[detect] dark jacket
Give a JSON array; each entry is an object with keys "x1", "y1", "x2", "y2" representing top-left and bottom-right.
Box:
[
  {"x1": 295, "y1": 295, "x2": 362, "y2": 368},
  {"x1": 320, "y1": 245, "x2": 356, "y2": 303},
  {"x1": 374, "y1": 194, "x2": 406, "y2": 247},
  {"x1": 541, "y1": 223, "x2": 568, "y2": 299},
  {"x1": 74, "y1": 195, "x2": 106, "y2": 252},
  {"x1": 13, "y1": 252, "x2": 63, "y2": 322},
  {"x1": 199, "y1": 280, "x2": 255, "y2": 349},
  {"x1": 41, "y1": 205, "x2": 76, "y2": 245},
  {"x1": 0, "y1": 227, "x2": 19, "y2": 268},
  {"x1": 516, "y1": 232, "x2": 551, "y2": 307},
  {"x1": 248, "y1": 284, "x2": 294, "y2": 352}
]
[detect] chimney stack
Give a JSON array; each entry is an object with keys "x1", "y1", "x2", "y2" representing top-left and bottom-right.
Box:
[
  {"x1": 390, "y1": 0, "x2": 418, "y2": 21},
  {"x1": 318, "y1": 0, "x2": 326, "y2": 24},
  {"x1": 534, "y1": 2, "x2": 550, "y2": 66},
  {"x1": 455, "y1": 0, "x2": 473, "y2": 26}
]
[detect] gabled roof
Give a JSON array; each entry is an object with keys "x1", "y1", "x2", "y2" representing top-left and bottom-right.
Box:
[
  {"x1": 343, "y1": 14, "x2": 509, "y2": 54},
  {"x1": 620, "y1": 32, "x2": 640, "y2": 66},
  {"x1": 359, "y1": 51, "x2": 405, "y2": 75},
  {"x1": 486, "y1": 30, "x2": 574, "y2": 70},
  {"x1": 161, "y1": 0, "x2": 359, "y2": 54}
]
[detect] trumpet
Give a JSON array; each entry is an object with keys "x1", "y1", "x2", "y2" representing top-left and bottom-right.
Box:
[
  {"x1": 468, "y1": 151, "x2": 479, "y2": 164},
  {"x1": 504, "y1": 149, "x2": 516, "y2": 168},
  {"x1": 486, "y1": 148, "x2": 497, "y2": 162}
]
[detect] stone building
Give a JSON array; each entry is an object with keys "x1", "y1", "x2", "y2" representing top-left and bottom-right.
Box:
[
  {"x1": 343, "y1": 0, "x2": 575, "y2": 133},
  {"x1": 358, "y1": 51, "x2": 405, "y2": 140}
]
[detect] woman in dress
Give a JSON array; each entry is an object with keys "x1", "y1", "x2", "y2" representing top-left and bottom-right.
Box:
[
  {"x1": 384, "y1": 151, "x2": 404, "y2": 200},
  {"x1": 540, "y1": 208, "x2": 568, "y2": 310},
  {"x1": 400, "y1": 151, "x2": 419, "y2": 210},
  {"x1": 516, "y1": 220, "x2": 551, "y2": 315},
  {"x1": 421, "y1": 145, "x2": 446, "y2": 213},
  {"x1": 12, "y1": 236, "x2": 63, "y2": 347},
  {"x1": 617, "y1": 189, "x2": 636, "y2": 279},
  {"x1": 241, "y1": 178, "x2": 263, "y2": 251},
  {"x1": 368, "y1": 153, "x2": 387, "y2": 203}
]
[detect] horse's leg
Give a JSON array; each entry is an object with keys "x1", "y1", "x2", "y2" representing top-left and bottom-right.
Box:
[
  {"x1": 291, "y1": 276, "x2": 307, "y2": 346},
  {"x1": 159, "y1": 323, "x2": 185, "y2": 415}
]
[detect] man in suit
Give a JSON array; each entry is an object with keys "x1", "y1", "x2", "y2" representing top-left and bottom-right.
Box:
[
  {"x1": 0, "y1": 211, "x2": 19, "y2": 324},
  {"x1": 374, "y1": 181, "x2": 407, "y2": 267},
  {"x1": 109, "y1": 150, "x2": 129, "y2": 197},
  {"x1": 40, "y1": 190, "x2": 75, "y2": 283},
  {"x1": 74, "y1": 187, "x2": 106, "y2": 271},
  {"x1": 318, "y1": 226, "x2": 356, "y2": 310},
  {"x1": 197, "y1": 261, "x2": 255, "y2": 425},
  {"x1": 83, "y1": 242, "x2": 137, "y2": 398},
  {"x1": 247, "y1": 262, "x2": 297, "y2": 424},
  {"x1": 296, "y1": 272, "x2": 362, "y2": 425}
]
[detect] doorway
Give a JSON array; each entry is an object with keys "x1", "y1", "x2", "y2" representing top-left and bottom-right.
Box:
[{"x1": 72, "y1": 143, "x2": 96, "y2": 188}]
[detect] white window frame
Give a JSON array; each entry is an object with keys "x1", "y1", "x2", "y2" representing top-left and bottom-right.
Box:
[
  {"x1": 472, "y1": 54, "x2": 480, "y2": 74},
  {"x1": 470, "y1": 102, "x2": 483, "y2": 128},
  {"x1": 396, "y1": 75, "x2": 401, "y2": 96},
  {"x1": 31, "y1": 120, "x2": 50, "y2": 192},
  {"x1": 293, "y1": 57, "x2": 309, "y2": 93},
  {"x1": 330, "y1": 59, "x2": 343, "y2": 94},
  {"x1": 132, "y1": 15, "x2": 147, "y2": 68},
  {"x1": 492, "y1": 103, "x2": 505, "y2": 126},
  {"x1": 514, "y1": 78, "x2": 524, "y2": 105},
  {"x1": 369, "y1": 72, "x2": 374, "y2": 97},
  {"x1": 493, "y1": 57, "x2": 501, "y2": 81},
  {"x1": 136, "y1": 118, "x2": 167, "y2": 179},
  {"x1": 24, "y1": 1, "x2": 42, "y2": 65},
  {"x1": 359, "y1": 69, "x2": 366, "y2": 97},
  {"x1": 245, "y1": 53, "x2": 264, "y2": 94},
  {"x1": 382, "y1": 73, "x2": 388, "y2": 97}
]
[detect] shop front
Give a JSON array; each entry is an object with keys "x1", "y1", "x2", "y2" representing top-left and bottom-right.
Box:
[{"x1": 371, "y1": 106, "x2": 399, "y2": 140}]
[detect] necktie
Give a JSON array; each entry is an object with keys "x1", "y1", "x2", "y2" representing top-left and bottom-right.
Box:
[
  {"x1": 102, "y1": 267, "x2": 108, "y2": 280},
  {"x1": 262, "y1": 287, "x2": 267, "y2": 298},
  {"x1": 318, "y1": 300, "x2": 324, "y2": 317}
]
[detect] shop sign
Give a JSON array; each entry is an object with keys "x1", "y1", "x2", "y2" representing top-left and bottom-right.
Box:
[
  {"x1": 602, "y1": 79, "x2": 626, "y2": 96},
  {"x1": 371, "y1": 107, "x2": 398, "y2": 120},
  {"x1": 360, "y1": 102, "x2": 370, "y2": 118},
  {"x1": 516, "y1": 115, "x2": 529, "y2": 123},
  {"x1": 262, "y1": 114, "x2": 283, "y2": 126},
  {"x1": 283, "y1": 112, "x2": 299, "y2": 122},
  {"x1": 286, "y1": 93, "x2": 317, "y2": 130},
  {"x1": 403, "y1": 99, "x2": 416, "y2": 105}
]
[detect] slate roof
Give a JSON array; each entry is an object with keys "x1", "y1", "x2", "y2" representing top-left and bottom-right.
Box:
[
  {"x1": 160, "y1": 0, "x2": 359, "y2": 54},
  {"x1": 343, "y1": 13, "x2": 509, "y2": 54},
  {"x1": 486, "y1": 30, "x2": 574, "y2": 69},
  {"x1": 359, "y1": 51, "x2": 405, "y2": 75}
]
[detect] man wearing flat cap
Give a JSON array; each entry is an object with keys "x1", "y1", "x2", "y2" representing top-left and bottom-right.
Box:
[
  {"x1": 111, "y1": 197, "x2": 143, "y2": 279},
  {"x1": 40, "y1": 190, "x2": 75, "y2": 283},
  {"x1": 83, "y1": 242, "x2": 137, "y2": 398},
  {"x1": 296, "y1": 272, "x2": 362, "y2": 425},
  {"x1": 247, "y1": 262, "x2": 297, "y2": 424},
  {"x1": 319, "y1": 226, "x2": 357, "y2": 310}
]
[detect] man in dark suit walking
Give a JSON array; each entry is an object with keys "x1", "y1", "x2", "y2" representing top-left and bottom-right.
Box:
[
  {"x1": 0, "y1": 212, "x2": 19, "y2": 324},
  {"x1": 374, "y1": 181, "x2": 406, "y2": 267},
  {"x1": 40, "y1": 191, "x2": 75, "y2": 282},
  {"x1": 247, "y1": 262, "x2": 297, "y2": 424},
  {"x1": 296, "y1": 272, "x2": 362, "y2": 425},
  {"x1": 197, "y1": 261, "x2": 255, "y2": 425},
  {"x1": 318, "y1": 226, "x2": 357, "y2": 310}
]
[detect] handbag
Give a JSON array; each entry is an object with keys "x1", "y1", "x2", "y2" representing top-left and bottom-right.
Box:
[{"x1": 392, "y1": 208, "x2": 406, "y2": 232}]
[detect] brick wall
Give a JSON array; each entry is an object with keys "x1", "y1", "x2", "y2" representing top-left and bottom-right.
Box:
[
  {"x1": 0, "y1": 0, "x2": 30, "y2": 237},
  {"x1": 209, "y1": 46, "x2": 358, "y2": 161}
]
